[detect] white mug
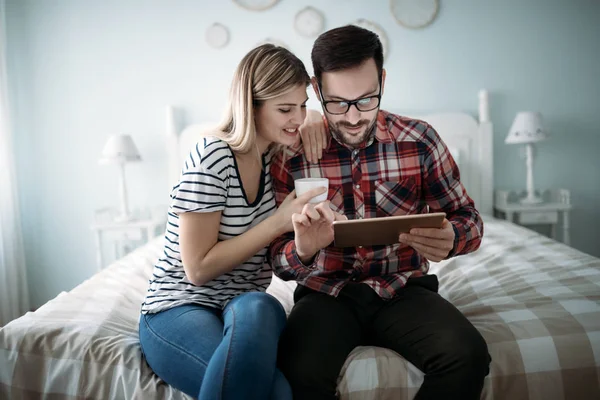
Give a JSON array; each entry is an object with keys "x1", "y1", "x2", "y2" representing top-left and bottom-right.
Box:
[{"x1": 294, "y1": 178, "x2": 329, "y2": 204}]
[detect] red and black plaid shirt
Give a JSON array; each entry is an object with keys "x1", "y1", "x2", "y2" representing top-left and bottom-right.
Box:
[{"x1": 268, "y1": 110, "x2": 483, "y2": 299}]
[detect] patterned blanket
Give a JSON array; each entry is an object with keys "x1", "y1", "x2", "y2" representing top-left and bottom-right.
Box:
[{"x1": 1, "y1": 217, "x2": 599, "y2": 399}]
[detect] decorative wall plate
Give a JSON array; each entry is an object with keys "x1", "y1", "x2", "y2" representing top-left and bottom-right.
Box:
[
  {"x1": 233, "y1": 0, "x2": 280, "y2": 11},
  {"x1": 294, "y1": 6, "x2": 325, "y2": 38},
  {"x1": 390, "y1": 0, "x2": 439, "y2": 29},
  {"x1": 205, "y1": 23, "x2": 230, "y2": 49},
  {"x1": 352, "y1": 19, "x2": 389, "y2": 58}
]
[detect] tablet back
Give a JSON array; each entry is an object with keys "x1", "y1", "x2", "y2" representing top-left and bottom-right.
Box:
[{"x1": 333, "y1": 213, "x2": 446, "y2": 247}]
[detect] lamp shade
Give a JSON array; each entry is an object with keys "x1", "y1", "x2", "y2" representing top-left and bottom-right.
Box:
[
  {"x1": 99, "y1": 134, "x2": 142, "y2": 164},
  {"x1": 505, "y1": 112, "x2": 547, "y2": 145}
]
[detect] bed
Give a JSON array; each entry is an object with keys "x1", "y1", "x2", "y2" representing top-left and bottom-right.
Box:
[{"x1": 1, "y1": 90, "x2": 599, "y2": 399}]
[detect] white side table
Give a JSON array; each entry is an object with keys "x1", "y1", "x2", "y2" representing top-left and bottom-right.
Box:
[
  {"x1": 494, "y1": 189, "x2": 572, "y2": 245},
  {"x1": 91, "y1": 207, "x2": 166, "y2": 270}
]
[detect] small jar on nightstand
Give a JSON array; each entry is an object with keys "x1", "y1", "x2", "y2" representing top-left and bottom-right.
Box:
[
  {"x1": 494, "y1": 189, "x2": 572, "y2": 245},
  {"x1": 91, "y1": 206, "x2": 167, "y2": 270}
]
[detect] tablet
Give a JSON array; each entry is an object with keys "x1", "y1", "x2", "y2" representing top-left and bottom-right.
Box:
[{"x1": 332, "y1": 212, "x2": 446, "y2": 247}]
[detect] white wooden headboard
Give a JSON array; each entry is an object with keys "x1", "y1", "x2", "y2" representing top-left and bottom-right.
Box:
[{"x1": 165, "y1": 90, "x2": 494, "y2": 215}]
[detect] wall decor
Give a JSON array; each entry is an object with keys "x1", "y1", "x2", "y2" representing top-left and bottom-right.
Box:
[
  {"x1": 205, "y1": 23, "x2": 230, "y2": 49},
  {"x1": 390, "y1": 0, "x2": 439, "y2": 29},
  {"x1": 233, "y1": 0, "x2": 280, "y2": 11},
  {"x1": 294, "y1": 6, "x2": 325, "y2": 38}
]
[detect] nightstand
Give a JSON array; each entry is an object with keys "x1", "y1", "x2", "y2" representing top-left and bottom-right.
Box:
[
  {"x1": 494, "y1": 189, "x2": 572, "y2": 245},
  {"x1": 91, "y1": 207, "x2": 166, "y2": 270}
]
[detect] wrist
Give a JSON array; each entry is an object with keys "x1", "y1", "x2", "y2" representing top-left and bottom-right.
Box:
[
  {"x1": 296, "y1": 246, "x2": 317, "y2": 265},
  {"x1": 266, "y1": 215, "x2": 286, "y2": 238}
]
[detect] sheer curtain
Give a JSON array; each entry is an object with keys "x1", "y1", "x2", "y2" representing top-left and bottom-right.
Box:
[{"x1": 0, "y1": 0, "x2": 30, "y2": 326}]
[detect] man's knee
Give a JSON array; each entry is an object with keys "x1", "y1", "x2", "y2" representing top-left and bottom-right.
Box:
[
  {"x1": 442, "y1": 327, "x2": 491, "y2": 377},
  {"x1": 278, "y1": 347, "x2": 339, "y2": 395}
]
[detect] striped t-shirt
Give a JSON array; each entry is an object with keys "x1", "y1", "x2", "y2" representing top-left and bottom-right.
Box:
[{"x1": 141, "y1": 137, "x2": 276, "y2": 314}]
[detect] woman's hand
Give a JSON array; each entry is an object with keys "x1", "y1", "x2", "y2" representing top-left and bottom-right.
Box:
[
  {"x1": 299, "y1": 109, "x2": 327, "y2": 164},
  {"x1": 273, "y1": 187, "x2": 327, "y2": 235}
]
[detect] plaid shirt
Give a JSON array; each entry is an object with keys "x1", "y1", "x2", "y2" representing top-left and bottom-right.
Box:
[{"x1": 268, "y1": 110, "x2": 483, "y2": 299}]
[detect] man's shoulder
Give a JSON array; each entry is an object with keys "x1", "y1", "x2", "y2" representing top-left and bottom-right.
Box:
[{"x1": 380, "y1": 110, "x2": 439, "y2": 145}]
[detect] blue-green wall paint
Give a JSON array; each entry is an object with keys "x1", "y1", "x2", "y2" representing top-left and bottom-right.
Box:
[{"x1": 6, "y1": 0, "x2": 600, "y2": 308}]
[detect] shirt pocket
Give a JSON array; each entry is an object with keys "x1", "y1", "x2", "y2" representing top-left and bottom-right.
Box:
[
  {"x1": 374, "y1": 178, "x2": 418, "y2": 217},
  {"x1": 327, "y1": 186, "x2": 344, "y2": 215}
]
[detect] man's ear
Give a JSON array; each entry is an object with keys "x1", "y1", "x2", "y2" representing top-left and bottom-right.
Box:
[
  {"x1": 311, "y1": 77, "x2": 321, "y2": 101},
  {"x1": 381, "y1": 68, "x2": 386, "y2": 96}
]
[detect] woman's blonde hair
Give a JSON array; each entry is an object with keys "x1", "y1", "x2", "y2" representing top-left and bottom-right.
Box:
[{"x1": 212, "y1": 44, "x2": 310, "y2": 155}]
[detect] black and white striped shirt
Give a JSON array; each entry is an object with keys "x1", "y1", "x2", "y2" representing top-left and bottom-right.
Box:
[{"x1": 141, "y1": 137, "x2": 276, "y2": 313}]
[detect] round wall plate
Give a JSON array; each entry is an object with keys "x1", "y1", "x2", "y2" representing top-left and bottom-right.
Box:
[
  {"x1": 352, "y1": 19, "x2": 389, "y2": 58},
  {"x1": 294, "y1": 6, "x2": 325, "y2": 38},
  {"x1": 205, "y1": 23, "x2": 230, "y2": 49},
  {"x1": 390, "y1": 0, "x2": 439, "y2": 29},
  {"x1": 233, "y1": 0, "x2": 280, "y2": 11}
]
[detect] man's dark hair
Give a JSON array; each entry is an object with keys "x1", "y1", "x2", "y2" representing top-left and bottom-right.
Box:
[{"x1": 311, "y1": 25, "x2": 384, "y2": 85}]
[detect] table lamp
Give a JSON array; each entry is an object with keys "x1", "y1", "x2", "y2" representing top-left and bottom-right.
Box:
[
  {"x1": 505, "y1": 112, "x2": 547, "y2": 204},
  {"x1": 99, "y1": 134, "x2": 141, "y2": 222}
]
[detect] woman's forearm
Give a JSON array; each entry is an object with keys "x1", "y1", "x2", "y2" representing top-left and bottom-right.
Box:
[{"x1": 185, "y1": 215, "x2": 283, "y2": 286}]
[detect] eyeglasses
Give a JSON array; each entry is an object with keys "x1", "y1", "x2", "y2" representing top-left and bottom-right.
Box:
[{"x1": 317, "y1": 78, "x2": 382, "y2": 115}]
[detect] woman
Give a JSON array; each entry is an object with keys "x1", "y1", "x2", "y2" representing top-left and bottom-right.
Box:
[{"x1": 138, "y1": 44, "x2": 325, "y2": 399}]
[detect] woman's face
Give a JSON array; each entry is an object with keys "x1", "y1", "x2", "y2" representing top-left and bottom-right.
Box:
[{"x1": 254, "y1": 84, "x2": 309, "y2": 148}]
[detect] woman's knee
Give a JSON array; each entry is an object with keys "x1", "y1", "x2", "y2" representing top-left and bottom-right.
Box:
[{"x1": 229, "y1": 292, "x2": 287, "y2": 330}]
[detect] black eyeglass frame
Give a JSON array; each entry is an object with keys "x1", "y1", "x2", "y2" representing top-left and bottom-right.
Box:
[{"x1": 317, "y1": 76, "x2": 383, "y2": 115}]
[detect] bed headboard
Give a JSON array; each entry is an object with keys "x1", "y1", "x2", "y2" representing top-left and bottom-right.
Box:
[{"x1": 165, "y1": 90, "x2": 494, "y2": 215}]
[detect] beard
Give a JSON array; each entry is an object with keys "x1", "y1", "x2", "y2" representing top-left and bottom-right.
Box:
[{"x1": 328, "y1": 116, "x2": 378, "y2": 147}]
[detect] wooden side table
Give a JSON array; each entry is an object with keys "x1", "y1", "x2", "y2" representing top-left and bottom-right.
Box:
[
  {"x1": 91, "y1": 207, "x2": 166, "y2": 270},
  {"x1": 494, "y1": 189, "x2": 572, "y2": 245}
]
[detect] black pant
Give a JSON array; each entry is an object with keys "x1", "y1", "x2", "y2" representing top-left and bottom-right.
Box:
[{"x1": 277, "y1": 276, "x2": 491, "y2": 400}]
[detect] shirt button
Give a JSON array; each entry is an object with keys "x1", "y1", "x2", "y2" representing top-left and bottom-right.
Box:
[
  {"x1": 358, "y1": 245, "x2": 363, "y2": 248},
  {"x1": 353, "y1": 150, "x2": 359, "y2": 156},
  {"x1": 355, "y1": 184, "x2": 360, "y2": 189}
]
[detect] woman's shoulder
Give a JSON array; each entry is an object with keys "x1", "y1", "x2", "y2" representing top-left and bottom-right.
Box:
[
  {"x1": 196, "y1": 136, "x2": 231, "y2": 157},
  {"x1": 186, "y1": 136, "x2": 234, "y2": 169}
]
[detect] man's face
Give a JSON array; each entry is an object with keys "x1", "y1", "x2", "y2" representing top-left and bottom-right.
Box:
[{"x1": 313, "y1": 59, "x2": 385, "y2": 148}]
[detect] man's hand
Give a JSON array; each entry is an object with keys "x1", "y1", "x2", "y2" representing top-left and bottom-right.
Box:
[
  {"x1": 292, "y1": 201, "x2": 347, "y2": 264},
  {"x1": 299, "y1": 109, "x2": 327, "y2": 164},
  {"x1": 399, "y1": 218, "x2": 455, "y2": 262},
  {"x1": 273, "y1": 187, "x2": 328, "y2": 234}
]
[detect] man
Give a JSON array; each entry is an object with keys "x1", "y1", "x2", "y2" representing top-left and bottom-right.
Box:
[{"x1": 268, "y1": 25, "x2": 490, "y2": 400}]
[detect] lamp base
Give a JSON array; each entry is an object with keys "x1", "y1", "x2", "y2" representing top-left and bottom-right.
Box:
[{"x1": 520, "y1": 194, "x2": 543, "y2": 205}]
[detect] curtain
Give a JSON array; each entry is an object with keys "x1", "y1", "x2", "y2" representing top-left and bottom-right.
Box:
[{"x1": 0, "y1": 0, "x2": 30, "y2": 326}]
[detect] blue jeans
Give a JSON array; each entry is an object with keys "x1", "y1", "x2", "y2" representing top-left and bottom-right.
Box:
[{"x1": 139, "y1": 292, "x2": 292, "y2": 400}]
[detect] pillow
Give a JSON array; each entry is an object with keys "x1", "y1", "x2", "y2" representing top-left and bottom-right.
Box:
[{"x1": 266, "y1": 273, "x2": 297, "y2": 315}]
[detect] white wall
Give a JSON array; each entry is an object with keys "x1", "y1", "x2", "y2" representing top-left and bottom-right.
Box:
[{"x1": 6, "y1": 0, "x2": 600, "y2": 308}]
